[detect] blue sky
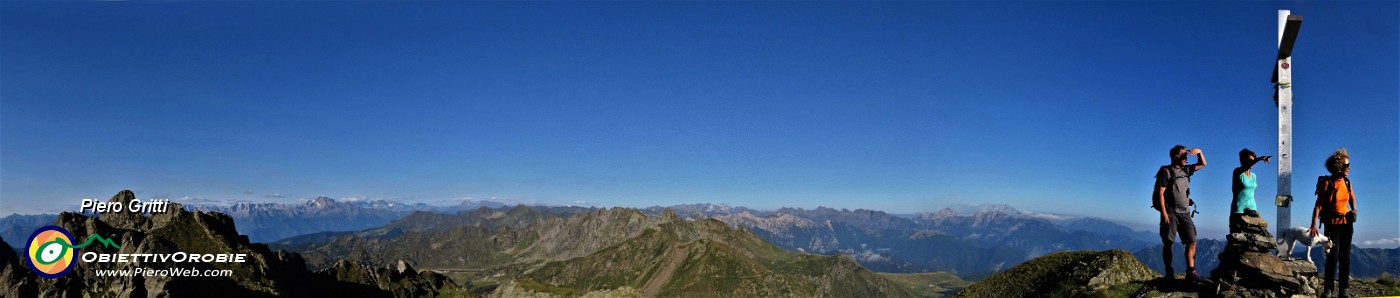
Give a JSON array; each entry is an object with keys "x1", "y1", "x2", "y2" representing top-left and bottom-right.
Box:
[{"x1": 2, "y1": 2, "x2": 1396, "y2": 246}]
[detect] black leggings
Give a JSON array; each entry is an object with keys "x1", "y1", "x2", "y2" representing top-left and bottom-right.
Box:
[{"x1": 1323, "y1": 222, "x2": 1353, "y2": 290}]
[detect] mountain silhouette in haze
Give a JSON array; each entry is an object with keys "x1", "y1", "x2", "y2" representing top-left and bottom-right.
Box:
[{"x1": 195, "y1": 196, "x2": 509, "y2": 243}]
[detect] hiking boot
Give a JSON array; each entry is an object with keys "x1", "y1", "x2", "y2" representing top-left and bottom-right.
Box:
[
  {"x1": 1338, "y1": 288, "x2": 1353, "y2": 298},
  {"x1": 1321, "y1": 289, "x2": 1333, "y2": 297},
  {"x1": 1186, "y1": 270, "x2": 1210, "y2": 284}
]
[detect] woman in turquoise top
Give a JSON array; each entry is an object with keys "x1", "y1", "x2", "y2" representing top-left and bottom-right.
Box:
[{"x1": 1230, "y1": 148, "x2": 1271, "y2": 233}]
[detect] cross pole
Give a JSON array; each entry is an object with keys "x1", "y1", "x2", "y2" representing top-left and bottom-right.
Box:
[{"x1": 1273, "y1": 10, "x2": 1302, "y2": 237}]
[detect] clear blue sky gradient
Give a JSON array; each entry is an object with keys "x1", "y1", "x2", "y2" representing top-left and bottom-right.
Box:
[{"x1": 2, "y1": 2, "x2": 1396, "y2": 245}]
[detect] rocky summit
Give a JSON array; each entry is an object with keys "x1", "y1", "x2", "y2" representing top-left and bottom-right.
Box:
[
  {"x1": 0, "y1": 190, "x2": 468, "y2": 298},
  {"x1": 1210, "y1": 211, "x2": 1320, "y2": 298}
]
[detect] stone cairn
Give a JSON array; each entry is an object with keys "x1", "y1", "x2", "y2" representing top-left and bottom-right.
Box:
[{"x1": 1210, "y1": 210, "x2": 1321, "y2": 297}]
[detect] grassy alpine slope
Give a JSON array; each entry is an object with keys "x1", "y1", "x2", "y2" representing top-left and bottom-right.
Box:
[{"x1": 956, "y1": 250, "x2": 1157, "y2": 298}]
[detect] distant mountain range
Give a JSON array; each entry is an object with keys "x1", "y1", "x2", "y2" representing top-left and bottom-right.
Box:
[
  {"x1": 6, "y1": 197, "x2": 1396, "y2": 286},
  {"x1": 197, "y1": 197, "x2": 516, "y2": 243},
  {"x1": 274, "y1": 206, "x2": 915, "y2": 296},
  {"x1": 1, "y1": 197, "x2": 511, "y2": 246},
  {"x1": 0, "y1": 214, "x2": 52, "y2": 251},
  {"x1": 683, "y1": 204, "x2": 1161, "y2": 276},
  {"x1": 268, "y1": 202, "x2": 1187, "y2": 284}
]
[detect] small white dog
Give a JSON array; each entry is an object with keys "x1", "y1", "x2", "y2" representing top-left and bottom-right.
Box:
[{"x1": 1276, "y1": 227, "x2": 1334, "y2": 264}]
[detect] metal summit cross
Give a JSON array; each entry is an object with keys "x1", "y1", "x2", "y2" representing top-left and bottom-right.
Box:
[{"x1": 1273, "y1": 10, "x2": 1302, "y2": 237}]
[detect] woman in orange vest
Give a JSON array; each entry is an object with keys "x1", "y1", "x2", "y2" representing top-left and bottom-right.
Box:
[{"x1": 1309, "y1": 148, "x2": 1356, "y2": 298}]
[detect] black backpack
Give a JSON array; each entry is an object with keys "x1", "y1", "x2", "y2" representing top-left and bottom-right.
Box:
[{"x1": 1315, "y1": 176, "x2": 1355, "y2": 222}]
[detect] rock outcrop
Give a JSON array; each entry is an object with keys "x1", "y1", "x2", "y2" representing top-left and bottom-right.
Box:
[
  {"x1": 0, "y1": 237, "x2": 40, "y2": 297},
  {"x1": 1210, "y1": 211, "x2": 1321, "y2": 297}
]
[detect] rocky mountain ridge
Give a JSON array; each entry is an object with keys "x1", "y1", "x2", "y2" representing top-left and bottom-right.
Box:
[
  {"x1": 0, "y1": 190, "x2": 466, "y2": 298},
  {"x1": 516, "y1": 211, "x2": 914, "y2": 297},
  {"x1": 278, "y1": 206, "x2": 917, "y2": 297}
]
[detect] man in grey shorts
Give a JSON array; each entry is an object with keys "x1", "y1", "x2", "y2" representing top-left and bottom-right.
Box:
[{"x1": 1154, "y1": 145, "x2": 1208, "y2": 283}]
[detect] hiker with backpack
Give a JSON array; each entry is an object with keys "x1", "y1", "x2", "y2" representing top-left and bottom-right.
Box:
[
  {"x1": 1230, "y1": 148, "x2": 1272, "y2": 233},
  {"x1": 1310, "y1": 148, "x2": 1357, "y2": 298},
  {"x1": 1153, "y1": 145, "x2": 1209, "y2": 283}
]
